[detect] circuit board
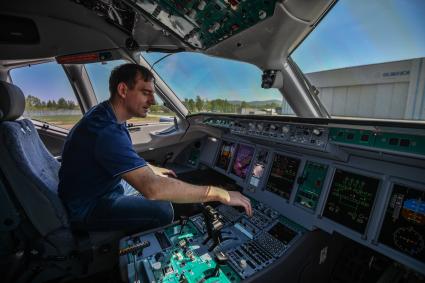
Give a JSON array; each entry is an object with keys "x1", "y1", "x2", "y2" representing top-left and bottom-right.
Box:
[
  {"x1": 132, "y1": 0, "x2": 278, "y2": 49},
  {"x1": 119, "y1": 200, "x2": 305, "y2": 283}
]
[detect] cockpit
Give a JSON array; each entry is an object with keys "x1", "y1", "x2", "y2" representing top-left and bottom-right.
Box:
[{"x1": 0, "y1": 0, "x2": 424, "y2": 282}]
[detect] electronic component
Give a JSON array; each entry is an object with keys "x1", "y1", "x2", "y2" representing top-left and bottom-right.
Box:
[
  {"x1": 230, "y1": 144, "x2": 255, "y2": 179},
  {"x1": 265, "y1": 154, "x2": 301, "y2": 200},
  {"x1": 249, "y1": 149, "x2": 269, "y2": 189},
  {"x1": 119, "y1": 240, "x2": 150, "y2": 256},
  {"x1": 133, "y1": 0, "x2": 278, "y2": 49},
  {"x1": 295, "y1": 161, "x2": 329, "y2": 210},
  {"x1": 215, "y1": 140, "x2": 236, "y2": 171},
  {"x1": 323, "y1": 169, "x2": 380, "y2": 234},
  {"x1": 120, "y1": 200, "x2": 305, "y2": 283},
  {"x1": 379, "y1": 184, "x2": 425, "y2": 262},
  {"x1": 227, "y1": 240, "x2": 274, "y2": 279}
]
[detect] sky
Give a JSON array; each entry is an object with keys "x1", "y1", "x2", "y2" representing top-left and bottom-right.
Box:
[{"x1": 9, "y1": 0, "x2": 425, "y2": 103}]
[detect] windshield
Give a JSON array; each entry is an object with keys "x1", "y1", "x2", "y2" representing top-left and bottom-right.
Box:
[
  {"x1": 142, "y1": 52, "x2": 293, "y2": 116},
  {"x1": 291, "y1": 0, "x2": 425, "y2": 122}
]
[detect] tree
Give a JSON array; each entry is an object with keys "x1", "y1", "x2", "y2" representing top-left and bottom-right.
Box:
[
  {"x1": 195, "y1": 95, "x2": 204, "y2": 112},
  {"x1": 57, "y1": 97, "x2": 67, "y2": 109},
  {"x1": 187, "y1": 99, "x2": 195, "y2": 112},
  {"x1": 25, "y1": 95, "x2": 42, "y2": 109}
]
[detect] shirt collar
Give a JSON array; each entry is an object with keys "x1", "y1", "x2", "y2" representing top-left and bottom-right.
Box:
[{"x1": 102, "y1": 100, "x2": 126, "y2": 126}]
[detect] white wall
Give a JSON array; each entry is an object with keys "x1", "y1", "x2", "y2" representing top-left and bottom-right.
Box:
[{"x1": 281, "y1": 58, "x2": 425, "y2": 120}]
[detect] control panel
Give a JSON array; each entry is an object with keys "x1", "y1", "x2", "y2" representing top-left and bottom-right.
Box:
[
  {"x1": 119, "y1": 200, "x2": 304, "y2": 283},
  {"x1": 203, "y1": 117, "x2": 329, "y2": 150}
]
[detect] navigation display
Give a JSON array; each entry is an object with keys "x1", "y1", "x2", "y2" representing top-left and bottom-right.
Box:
[
  {"x1": 231, "y1": 144, "x2": 255, "y2": 179},
  {"x1": 323, "y1": 169, "x2": 379, "y2": 234},
  {"x1": 266, "y1": 154, "x2": 300, "y2": 200},
  {"x1": 249, "y1": 149, "x2": 269, "y2": 188},
  {"x1": 295, "y1": 161, "x2": 328, "y2": 210},
  {"x1": 215, "y1": 141, "x2": 236, "y2": 171},
  {"x1": 379, "y1": 184, "x2": 425, "y2": 262}
]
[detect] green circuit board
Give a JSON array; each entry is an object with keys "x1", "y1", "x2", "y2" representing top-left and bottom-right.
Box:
[
  {"x1": 134, "y1": 0, "x2": 278, "y2": 49},
  {"x1": 145, "y1": 222, "x2": 241, "y2": 283}
]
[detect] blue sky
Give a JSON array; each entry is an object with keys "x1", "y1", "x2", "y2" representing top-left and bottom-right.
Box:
[
  {"x1": 292, "y1": 0, "x2": 425, "y2": 73},
  {"x1": 10, "y1": 0, "x2": 425, "y2": 103}
]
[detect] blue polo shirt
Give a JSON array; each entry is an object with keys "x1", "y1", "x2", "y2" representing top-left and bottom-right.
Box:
[{"x1": 58, "y1": 101, "x2": 146, "y2": 221}]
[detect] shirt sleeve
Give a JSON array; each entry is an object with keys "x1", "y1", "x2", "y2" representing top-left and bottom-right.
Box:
[{"x1": 94, "y1": 125, "x2": 146, "y2": 177}]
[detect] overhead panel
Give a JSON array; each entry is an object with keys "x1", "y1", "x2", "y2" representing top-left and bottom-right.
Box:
[{"x1": 132, "y1": 0, "x2": 278, "y2": 49}]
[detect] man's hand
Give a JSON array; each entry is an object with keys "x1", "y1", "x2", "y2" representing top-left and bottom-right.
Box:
[
  {"x1": 225, "y1": 191, "x2": 252, "y2": 217},
  {"x1": 209, "y1": 187, "x2": 252, "y2": 217}
]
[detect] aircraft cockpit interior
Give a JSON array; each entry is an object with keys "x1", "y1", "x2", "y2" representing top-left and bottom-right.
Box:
[{"x1": 1, "y1": 0, "x2": 425, "y2": 282}]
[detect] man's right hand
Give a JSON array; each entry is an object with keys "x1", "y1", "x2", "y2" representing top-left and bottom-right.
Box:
[
  {"x1": 226, "y1": 190, "x2": 252, "y2": 217},
  {"x1": 210, "y1": 187, "x2": 252, "y2": 217}
]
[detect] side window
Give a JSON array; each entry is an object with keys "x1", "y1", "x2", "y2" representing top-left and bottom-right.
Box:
[
  {"x1": 10, "y1": 62, "x2": 82, "y2": 129},
  {"x1": 85, "y1": 61, "x2": 176, "y2": 125}
]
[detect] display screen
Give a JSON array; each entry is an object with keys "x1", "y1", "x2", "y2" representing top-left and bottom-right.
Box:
[
  {"x1": 323, "y1": 169, "x2": 380, "y2": 234},
  {"x1": 379, "y1": 184, "x2": 425, "y2": 262},
  {"x1": 266, "y1": 154, "x2": 300, "y2": 200},
  {"x1": 215, "y1": 141, "x2": 236, "y2": 171},
  {"x1": 295, "y1": 161, "x2": 328, "y2": 210},
  {"x1": 249, "y1": 150, "x2": 269, "y2": 187},
  {"x1": 268, "y1": 222, "x2": 297, "y2": 245},
  {"x1": 230, "y1": 144, "x2": 255, "y2": 179}
]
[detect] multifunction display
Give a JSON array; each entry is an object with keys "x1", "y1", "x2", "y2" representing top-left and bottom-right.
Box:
[
  {"x1": 231, "y1": 144, "x2": 255, "y2": 179},
  {"x1": 379, "y1": 184, "x2": 425, "y2": 262},
  {"x1": 266, "y1": 154, "x2": 300, "y2": 200},
  {"x1": 295, "y1": 161, "x2": 328, "y2": 210},
  {"x1": 249, "y1": 149, "x2": 269, "y2": 188},
  {"x1": 323, "y1": 169, "x2": 379, "y2": 234},
  {"x1": 215, "y1": 141, "x2": 236, "y2": 171}
]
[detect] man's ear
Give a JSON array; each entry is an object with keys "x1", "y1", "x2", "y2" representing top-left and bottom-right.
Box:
[{"x1": 117, "y1": 82, "x2": 128, "y2": 98}]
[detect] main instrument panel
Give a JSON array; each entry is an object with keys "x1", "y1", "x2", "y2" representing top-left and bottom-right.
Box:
[
  {"x1": 197, "y1": 115, "x2": 425, "y2": 275},
  {"x1": 121, "y1": 115, "x2": 425, "y2": 281}
]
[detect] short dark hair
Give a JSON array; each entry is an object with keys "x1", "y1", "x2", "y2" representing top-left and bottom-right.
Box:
[{"x1": 109, "y1": 63, "x2": 154, "y2": 97}]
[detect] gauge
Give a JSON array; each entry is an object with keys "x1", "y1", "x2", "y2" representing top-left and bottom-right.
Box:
[{"x1": 393, "y1": 226, "x2": 424, "y2": 255}]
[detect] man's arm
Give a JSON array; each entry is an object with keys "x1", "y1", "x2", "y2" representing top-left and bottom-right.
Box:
[
  {"x1": 122, "y1": 166, "x2": 252, "y2": 216},
  {"x1": 148, "y1": 163, "x2": 177, "y2": 178}
]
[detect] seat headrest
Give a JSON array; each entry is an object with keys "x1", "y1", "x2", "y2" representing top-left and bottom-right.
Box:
[{"x1": 0, "y1": 81, "x2": 25, "y2": 121}]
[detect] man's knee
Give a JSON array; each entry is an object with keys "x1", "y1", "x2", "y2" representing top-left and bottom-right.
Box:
[{"x1": 155, "y1": 201, "x2": 174, "y2": 226}]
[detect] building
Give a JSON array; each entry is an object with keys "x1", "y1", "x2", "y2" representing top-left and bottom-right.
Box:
[{"x1": 281, "y1": 58, "x2": 425, "y2": 120}]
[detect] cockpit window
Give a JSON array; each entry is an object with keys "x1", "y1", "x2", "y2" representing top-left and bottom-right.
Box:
[
  {"x1": 10, "y1": 62, "x2": 82, "y2": 129},
  {"x1": 142, "y1": 52, "x2": 293, "y2": 116},
  {"x1": 291, "y1": 0, "x2": 425, "y2": 121}
]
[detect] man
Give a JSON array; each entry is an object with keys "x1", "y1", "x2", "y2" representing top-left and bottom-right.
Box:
[{"x1": 58, "y1": 63, "x2": 252, "y2": 232}]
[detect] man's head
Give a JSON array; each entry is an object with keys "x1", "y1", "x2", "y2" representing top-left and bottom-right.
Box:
[{"x1": 109, "y1": 63, "x2": 155, "y2": 119}]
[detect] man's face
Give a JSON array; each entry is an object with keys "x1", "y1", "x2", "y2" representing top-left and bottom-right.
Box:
[{"x1": 123, "y1": 73, "x2": 155, "y2": 118}]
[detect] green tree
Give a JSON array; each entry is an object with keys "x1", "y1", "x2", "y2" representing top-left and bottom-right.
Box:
[
  {"x1": 195, "y1": 95, "x2": 204, "y2": 112},
  {"x1": 187, "y1": 99, "x2": 195, "y2": 112},
  {"x1": 26, "y1": 95, "x2": 42, "y2": 109},
  {"x1": 57, "y1": 97, "x2": 67, "y2": 109}
]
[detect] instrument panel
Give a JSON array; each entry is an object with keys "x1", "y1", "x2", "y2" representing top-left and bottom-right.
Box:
[
  {"x1": 120, "y1": 115, "x2": 425, "y2": 282},
  {"x1": 197, "y1": 115, "x2": 425, "y2": 275}
]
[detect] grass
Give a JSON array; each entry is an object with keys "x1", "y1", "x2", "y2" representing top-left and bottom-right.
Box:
[{"x1": 30, "y1": 113, "x2": 172, "y2": 129}]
